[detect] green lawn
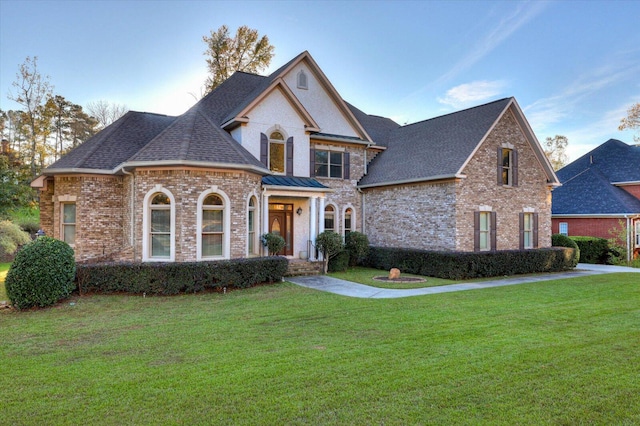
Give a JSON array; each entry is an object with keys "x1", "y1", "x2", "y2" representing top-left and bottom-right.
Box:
[{"x1": 1, "y1": 273, "x2": 639, "y2": 424}]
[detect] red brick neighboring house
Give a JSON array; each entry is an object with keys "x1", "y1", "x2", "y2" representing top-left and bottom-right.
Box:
[
  {"x1": 31, "y1": 51, "x2": 560, "y2": 263},
  {"x1": 552, "y1": 139, "x2": 640, "y2": 261}
]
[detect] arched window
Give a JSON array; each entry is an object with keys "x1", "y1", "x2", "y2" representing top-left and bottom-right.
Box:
[
  {"x1": 248, "y1": 196, "x2": 258, "y2": 256},
  {"x1": 324, "y1": 205, "x2": 335, "y2": 233},
  {"x1": 297, "y1": 70, "x2": 308, "y2": 89},
  {"x1": 143, "y1": 188, "x2": 175, "y2": 261},
  {"x1": 201, "y1": 194, "x2": 224, "y2": 258},
  {"x1": 269, "y1": 131, "x2": 285, "y2": 174},
  {"x1": 344, "y1": 207, "x2": 354, "y2": 237}
]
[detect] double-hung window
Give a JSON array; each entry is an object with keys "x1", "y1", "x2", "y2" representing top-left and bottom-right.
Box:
[
  {"x1": 498, "y1": 146, "x2": 518, "y2": 186},
  {"x1": 201, "y1": 194, "x2": 224, "y2": 258},
  {"x1": 315, "y1": 150, "x2": 343, "y2": 178},
  {"x1": 150, "y1": 193, "x2": 171, "y2": 258},
  {"x1": 61, "y1": 203, "x2": 76, "y2": 246},
  {"x1": 324, "y1": 205, "x2": 335, "y2": 232},
  {"x1": 474, "y1": 210, "x2": 496, "y2": 252}
]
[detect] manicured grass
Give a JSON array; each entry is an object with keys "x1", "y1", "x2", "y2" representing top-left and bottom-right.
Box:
[{"x1": 1, "y1": 273, "x2": 639, "y2": 424}]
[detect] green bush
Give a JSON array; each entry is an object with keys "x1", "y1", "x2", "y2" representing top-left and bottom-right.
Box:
[
  {"x1": 551, "y1": 233, "x2": 580, "y2": 267},
  {"x1": 0, "y1": 220, "x2": 32, "y2": 260},
  {"x1": 365, "y1": 246, "x2": 575, "y2": 280},
  {"x1": 328, "y1": 250, "x2": 350, "y2": 272},
  {"x1": 5, "y1": 236, "x2": 76, "y2": 309},
  {"x1": 261, "y1": 233, "x2": 286, "y2": 255},
  {"x1": 315, "y1": 231, "x2": 344, "y2": 274},
  {"x1": 570, "y1": 236, "x2": 610, "y2": 264},
  {"x1": 76, "y1": 256, "x2": 288, "y2": 295},
  {"x1": 345, "y1": 231, "x2": 369, "y2": 266}
]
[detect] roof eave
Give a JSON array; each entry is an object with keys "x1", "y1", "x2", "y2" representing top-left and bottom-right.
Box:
[
  {"x1": 358, "y1": 174, "x2": 464, "y2": 189},
  {"x1": 119, "y1": 160, "x2": 270, "y2": 175},
  {"x1": 552, "y1": 213, "x2": 640, "y2": 218},
  {"x1": 310, "y1": 134, "x2": 370, "y2": 145}
]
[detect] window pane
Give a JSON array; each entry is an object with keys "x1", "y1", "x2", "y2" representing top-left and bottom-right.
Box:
[
  {"x1": 270, "y1": 142, "x2": 285, "y2": 173},
  {"x1": 248, "y1": 210, "x2": 254, "y2": 232},
  {"x1": 63, "y1": 204, "x2": 76, "y2": 223},
  {"x1": 151, "y1": 193, "x2": 170, "y2": 205},
  {"x1": 330, "y1": 152, "x2": 342, "y2": 165},
  {"x1": 502, "y1": 149, "x2": 511, "y2": 167},
  {"x1": 203, "y1": 194, "x2": 223, "y2": 206},
  {"x1": 315, "y1": 151, "x2": 328, "y2": 164},
  {"x1": 480, "y1": 232, "x2": 488, "y2": 250},
  {"x1": 524, "y1": 231, "x2": 532, "y2": 249},
  {"x1": 325, "y1": 216, "x2": 334, "y2": 231},
  {"x1": 63, "y1": 225, "x2": 75, "y2": 245},
  {"x1": 480, "y1": 212, "x2": 489, "y2": 231},
  {"x1": 249, "y1": 232, "x2": 255, "y2": 254},
  {"x1": 151, "y1": 209, "x2": 170, "y2": 232},
  {"x1": 270, "y1": 131, "x2": 284, "y2": 140},
  {"x1": 330, "y1": 165, "x2": 342, "y2": 178},
  {"x1": 315, "y1": 164, "x2": 328, "y2": 177},
  {"x1": 152, "y1": 234, "x2": 170, "y2": 257},
  {"x1": 202, "y1": 210, "x2": 223, "y2": 232},
  {"x1": 202, "y1": 234, "x2": 223, "y2": 257}
]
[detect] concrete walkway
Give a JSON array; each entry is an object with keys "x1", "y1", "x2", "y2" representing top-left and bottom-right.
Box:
[{"x1": 286, "y1": 263, "x2": 640, "y2": 299}]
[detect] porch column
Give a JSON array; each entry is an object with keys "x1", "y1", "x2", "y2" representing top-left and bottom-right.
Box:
[
  {"x1": 309, "y1": 196, "x2": 317, "y2": 261},
  {"x1": 262, "y1": 192, "x2": 269, "y2": 255},
  {"x1": 318, "y1": 197, "x2": 325, "y2": 234}
]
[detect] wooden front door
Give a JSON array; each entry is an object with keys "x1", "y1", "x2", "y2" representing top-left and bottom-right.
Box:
[{"x1": 269, "y1": 204, "x2": 294, "y2": 256}]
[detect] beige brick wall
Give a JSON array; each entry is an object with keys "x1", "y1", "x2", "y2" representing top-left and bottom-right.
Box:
[
  {"x1": 455, "y1": 109, "x2": 553, "y2": 251},
  {"x1": 364, "y1": 181, "x2": 458, "y2": 250}
]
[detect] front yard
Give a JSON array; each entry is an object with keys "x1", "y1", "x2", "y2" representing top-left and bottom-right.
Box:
[{"x1": 1, "y1": 270, "x2": 639, "y2": 424}]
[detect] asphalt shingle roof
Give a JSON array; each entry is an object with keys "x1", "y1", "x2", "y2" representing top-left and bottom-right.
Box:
[
  {"x1": 358, "y1": 98, "x2": 512, "y2": 187},
  {"x1": 553, "y1": 139, "x2": 640, "y2": 215}
]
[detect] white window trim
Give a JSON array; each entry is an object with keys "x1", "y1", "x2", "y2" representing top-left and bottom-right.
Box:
[
  {"x1": 247, "y1": 194, "x2": 259, "y2": 257},
  {"x1": 342, "y1": 205, "x2": 356, "y2": 237},
  {"x1": 142, "y1": 186, "x2": 176, "y2": 262},
  {"x1": 559, "y1": 222, "x2": 568, "y2": 236},
  {"x1": 197, "y1": 188, "x2": 231, "y2": 261}
]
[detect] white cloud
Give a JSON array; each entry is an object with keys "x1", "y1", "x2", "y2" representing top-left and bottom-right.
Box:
[{"x1": 437, "y1": 80, "x2": 507, "y2": 109}]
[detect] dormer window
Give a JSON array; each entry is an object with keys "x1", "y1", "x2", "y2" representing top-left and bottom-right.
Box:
[
  {"x1": 297, "y1": 70, "x2": 308, "y2": 90},
  {"x1": 269, "y1": 131, "x2": 285, "y2": 174}
]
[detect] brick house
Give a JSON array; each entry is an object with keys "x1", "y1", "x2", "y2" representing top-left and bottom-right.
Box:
[
  {"x1": 32, "y1": 51, "x2": 559, "y2": 263},
  {"x1": 552, "y1": 139, "x2": 640, "y2": 261}
]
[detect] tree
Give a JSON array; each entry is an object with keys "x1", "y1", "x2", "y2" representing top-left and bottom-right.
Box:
[
  {"x1": 86, "y1": 100, "x2": 127, "y2": 129},
  {"x1": 543, "y1": 135, "x2": 569, "y2": 170},
  {"x1": 202, "y1": 25, "x2": 275, "y2": 94},
  {"x1": 618, "y1": 102, "x2": 640, "y2": 143},
  {"x1": 315, "y1": 231, "x2": 344, "y2": 274},
  {"x1": 8, "y1": 56, "x2": 53, "y2": 178}
]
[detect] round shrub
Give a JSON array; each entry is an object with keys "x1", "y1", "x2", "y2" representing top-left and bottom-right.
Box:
[
  {"x1": 261, "y1": 232, "x2": 286, "y2": 255},
  {"x1": 551, "y1": 233, "x2": 580, "y2": 267},
  {"x1": 5, "y1": 236, "x2": 76, "y2": 309}
]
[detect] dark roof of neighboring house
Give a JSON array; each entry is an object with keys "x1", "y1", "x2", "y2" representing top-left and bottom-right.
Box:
[
  {"x1": 358, "y1": 98, "x2": 512, "y2": 187},
  {"x1": 47, "y1": 111, "x2": 177, "y2": 171},
  {"x1": 552, "y1": 167, "x2": 640, "y2": 215},
  {"x1": 553, "y1": 139, "x2": 640, "y2": 215}
]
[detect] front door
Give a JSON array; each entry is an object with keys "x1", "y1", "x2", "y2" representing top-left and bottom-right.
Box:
[{"x1": 269, "y1": 204, "x2": 294, "y2": 256}]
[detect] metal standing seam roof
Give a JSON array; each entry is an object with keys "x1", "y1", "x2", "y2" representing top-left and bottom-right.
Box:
[{"x1": 262, "y1": 176, "x2": 329, "y2": 189}]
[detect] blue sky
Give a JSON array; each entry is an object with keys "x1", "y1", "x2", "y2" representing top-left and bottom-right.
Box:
[{"x1": 1, "y1": 0, "x2": 639, "y2": 161}]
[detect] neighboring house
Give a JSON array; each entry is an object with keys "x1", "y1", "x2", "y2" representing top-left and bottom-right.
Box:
[
  {"x1": 552, "y1": 139, "x2": 640, "y2": 261},
  {"x1": 31, "y1": 51, "x2": 559, "y2": 263}
]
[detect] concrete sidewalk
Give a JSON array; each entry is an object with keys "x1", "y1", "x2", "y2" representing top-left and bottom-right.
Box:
[{"x1": 286, "y1": 263, "x2": 639, "y2": 299}]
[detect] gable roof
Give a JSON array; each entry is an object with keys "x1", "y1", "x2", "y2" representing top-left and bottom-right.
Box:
[
  {"x1": 358, "y1": 97, "x2": 559, "y2": 188},
  {"x1": 553, "y1": 139, "x2": 640, "y2": 215}
]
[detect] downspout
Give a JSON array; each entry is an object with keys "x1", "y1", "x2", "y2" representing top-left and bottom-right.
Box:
[
  {"x1": 626, "y1": 215, "x2": 631, "y2": 264},
  {"x1": 122, "y1": 168, "x2": 135, "y2": 259}
]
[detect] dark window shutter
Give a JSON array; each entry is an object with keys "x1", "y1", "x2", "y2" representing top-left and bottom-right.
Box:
[
  {"x1": 512, "y1": 150, "x2": 519, "y2": 186},
  {"x1": 533, "y1": 213, "x2": 539, "y2": 248},
  {"x1": 519, "y1": 212, "x2": 525, "y2": 250},
  {"x1": 260, "y1": 133, "x2": 268, "y2": 167},
  {"x1": 343, "y1": 152, "x2": 350, "y2": 180},
  {"x1": 286, "y1": 137, "x2": 294, "y2": 177},
  {"x1": 490, "y1": 211, "x2": 497, "y2": 251},
  {"x1": 310, "y1": 149, "x2": 315, "y2": 177},
  {"x1": 497, "y1": 147, "x2": 503, "y2": 186},
  {"x1": 473, "y1": 211, "x2": 480, "y2": 252}
]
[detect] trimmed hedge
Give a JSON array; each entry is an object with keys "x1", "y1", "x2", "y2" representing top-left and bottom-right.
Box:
[
  {"x1": 328, "y1": 250, "x2": 350, "y2": 273},
  {"x1": 570, "y1": 236, "x2": 610, "y2": 264},
  {"x1": 551, "y1": 234, "x2": 580, "y2": 267},
  {"x1": 76, "y1": 256, "x2": 289, "y2": 295},
  {"x1": 365, "y1": 246, "x2": 576, "y2": 280}
]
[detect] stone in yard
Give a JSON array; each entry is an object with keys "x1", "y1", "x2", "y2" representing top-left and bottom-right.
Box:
[{"x1": 389, "y1": 268, "x2": 401, "y2": 280}]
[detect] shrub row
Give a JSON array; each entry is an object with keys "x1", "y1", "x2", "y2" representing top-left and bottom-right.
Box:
[
  {"x1": 365, "y1": 246, "x2": 576, "y2": 280},
  {"x1": 569, "y1": 236, "x2": 611, "y2": 264},
  {"x1": 76, "y1": 256, "x2": 289, "y2": 295}
]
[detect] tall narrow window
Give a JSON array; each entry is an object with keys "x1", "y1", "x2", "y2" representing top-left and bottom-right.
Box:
[
  {"x1": 479, "y1": 212, "x2": 490, "y2": 251},
  {"x1": 344, "y1": 208, "x2": 353, "y2": 237},
  {"x1": 635, "y1": 221, "x2": 639, "y2": 246},
  {"x1": 474, "y1": 210, "x2": 496, "y2": 252},
  {"x1": 498, "y1": 147, "x2": 518, "y2": 186},
  {"x1": 201, "y1": 194, "x2": 224, "y2": 258},
  {"x1": 150, "y1": 193, "x2": 171, "y2": 258},
  {"x1": 501, "y1": 148, "x2": 512, "y2": 185},
  {"x1": 61, "y1": 203, "x2": 76, "y2": 246},
  {"x1": 248, "y1": 197, "x2": 257, "y2": 255},
  {"x1": 325, "y1": 205, "x2": 335, "y2": 232},
  {"x1": 523, "y1": 213, "x2": 533, "y2": 249},
  {"x1": 269, "y1": 131, "x2": 285, "y2": 174}
]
